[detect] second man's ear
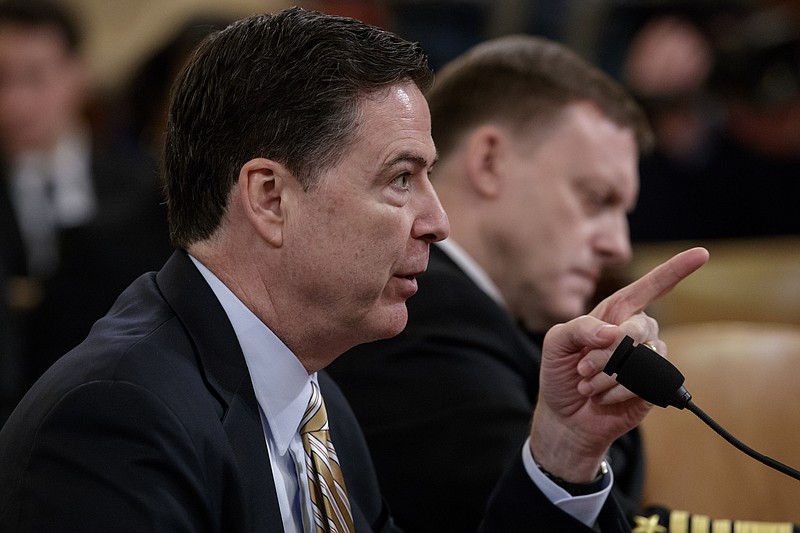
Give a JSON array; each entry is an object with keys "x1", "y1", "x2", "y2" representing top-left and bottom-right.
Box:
[{"x1": 465, "y1": 125, "x2": 508, "y2": 199}]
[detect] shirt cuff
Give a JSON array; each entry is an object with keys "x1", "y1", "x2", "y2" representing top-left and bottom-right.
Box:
[{"x1": 521, "y1": 436, "x2": 613, "y2": 528}]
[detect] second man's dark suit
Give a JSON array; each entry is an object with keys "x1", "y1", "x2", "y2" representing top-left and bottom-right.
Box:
[
  {"x1": 0, "y1": 250, "x2": 630, "y2": 532},
  {"x1": 329, "y1": 243, "x2": 644, "y2": 532}
]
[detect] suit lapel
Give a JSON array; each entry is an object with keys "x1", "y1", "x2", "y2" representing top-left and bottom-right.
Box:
[{"x1": 157, "y1": 250, "x2": 283, "y2": 532}]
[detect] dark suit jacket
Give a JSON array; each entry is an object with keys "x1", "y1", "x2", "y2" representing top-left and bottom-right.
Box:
[
  {"x1": 0, "y1": 259, "x2": 21, "y2": 427},
  {"x1": 329, "y1": 244, "x2": 640, "y2": 532},
  {"x1": 0, "y1": 140, "x2": 172, "y2": 392},
  {"x1": 0, "y1": 250, "x2": 625, "y2": 532}
]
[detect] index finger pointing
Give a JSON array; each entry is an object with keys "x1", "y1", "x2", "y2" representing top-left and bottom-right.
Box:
[{"x1": 591, "y1": 247, "x2": 709, "y2": 324}]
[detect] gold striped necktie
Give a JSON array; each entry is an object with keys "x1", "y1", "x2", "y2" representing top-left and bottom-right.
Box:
[{"x1": 300, "y1": 381, "x2": 355, "y2": 533}]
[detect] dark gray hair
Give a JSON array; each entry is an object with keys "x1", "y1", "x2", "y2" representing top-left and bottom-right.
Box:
[{"x1": 163, "y1": 7, "x2": 432, "y2": 248}]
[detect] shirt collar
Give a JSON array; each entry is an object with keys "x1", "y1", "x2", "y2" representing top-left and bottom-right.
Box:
[
  {"x1": 190, "y1": 256, "x2": 312, "y2": 454},
  {"x1": 436, "y1": 239, "x2": 506, "y2": 308}
]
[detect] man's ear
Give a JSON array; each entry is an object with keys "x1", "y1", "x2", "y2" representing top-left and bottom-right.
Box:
[
  {"x1": 464, "y1": 125, "x2": 508, "y2": 199},
  {"x1": 238, "y1": 157, "x2": 292, "y2": 247}
]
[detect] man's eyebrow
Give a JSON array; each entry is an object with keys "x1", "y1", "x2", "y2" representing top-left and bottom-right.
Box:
[{"x1": 383, "y1": 151, "x2": 439, "y2": 171}]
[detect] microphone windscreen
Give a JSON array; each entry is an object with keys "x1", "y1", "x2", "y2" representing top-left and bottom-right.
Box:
[{"x1": 604, "y1": 336, "x2": 690, "y2": 409}]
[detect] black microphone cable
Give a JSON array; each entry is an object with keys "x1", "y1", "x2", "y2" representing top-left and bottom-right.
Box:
[
  {"x1": 605, "y1": 335, "x2": 800, "y2": 481},
  {"x1": 685, "y1": 399, "x2": 800, "y2": 481}
]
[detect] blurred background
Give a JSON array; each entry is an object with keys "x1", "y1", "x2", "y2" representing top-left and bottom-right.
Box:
[{"x1": 77, "y1": 0, "x2": 800, "y2": 249}]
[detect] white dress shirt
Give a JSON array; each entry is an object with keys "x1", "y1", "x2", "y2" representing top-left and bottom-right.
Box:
[
  {"x1": 10, "y1": 129, "x2": 96, "y2": 278},
  {"x1": 192, "y1": 257, "x2": 314, "y2": 533},
  {"x1": 436, "y1": 239, "x2": 613, "y2": 527}
]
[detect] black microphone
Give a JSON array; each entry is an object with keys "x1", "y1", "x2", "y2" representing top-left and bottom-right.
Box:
[
  {"x1": 604, "y1": 335, "x2": 800, "y2": 481},
  {"x1": 603, "y1": 335, "x2": 692, "y2": 409}
]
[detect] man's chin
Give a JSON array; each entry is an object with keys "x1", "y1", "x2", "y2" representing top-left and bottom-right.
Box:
[
  {"x1": 366, "y1": 305, "x2": 409, "y2": 342},
  {"x1": 379, "y1": 319, "x2": 409, "y2": 341},
  {"x1": 538, "y1": 301, "x2": 588, "y2": 330}
]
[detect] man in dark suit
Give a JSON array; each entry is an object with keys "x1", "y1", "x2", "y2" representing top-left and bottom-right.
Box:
[
  {"x1": 326, "y1": 35, "x2": 654, "y2": 531},
  {"x1": 0, "y1": 0, "x2": 171, "y2": 394},
  {"x1": 0, "y1": 8, "x2": 708, "y2": 531}
]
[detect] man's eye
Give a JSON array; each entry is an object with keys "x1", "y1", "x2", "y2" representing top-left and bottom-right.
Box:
[
  {"x1": 589, "y1": 192, "x2": 606, "y2": 207},
  {"x1": 581, "y1": 188, "x2": 613, "y2": 213},
  {"x1": 392, "y1": 174, "x2": 410, "y2": 189}
]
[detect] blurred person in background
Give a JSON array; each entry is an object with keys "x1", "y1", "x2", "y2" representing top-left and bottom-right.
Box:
[
  {"x1": 619, "y1": 5, "x2": 723, "y2": 243},
  {"x1": 624, "y1": 1, "x2": 800, "y2": 241},
  {"x1": 0, "y1": 0, "x2": 171, "y2": 395}
]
